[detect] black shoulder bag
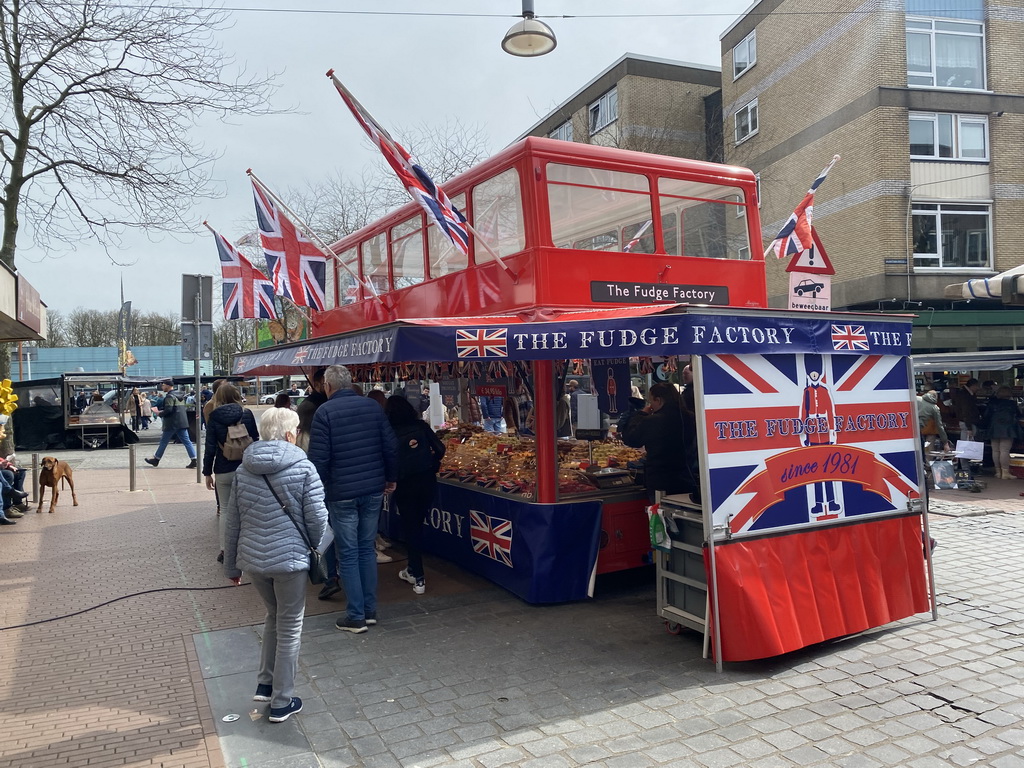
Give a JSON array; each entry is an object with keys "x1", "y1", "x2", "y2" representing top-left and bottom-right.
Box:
[{"x1": 261, "y1": 475, "x2": 329, "y2": 584}]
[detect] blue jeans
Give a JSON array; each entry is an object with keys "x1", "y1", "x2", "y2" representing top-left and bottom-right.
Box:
[
  {"x1": 155, "y1": 428, "x2": 197, "y2": 460},
  {"x1": 329, "y1": 494, "x2": 383, "y2": 622}
]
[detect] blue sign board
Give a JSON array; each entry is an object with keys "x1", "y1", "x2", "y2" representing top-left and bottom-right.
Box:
[{"x1": 380, "y1": 483, "x2": 603, "y2": 603}]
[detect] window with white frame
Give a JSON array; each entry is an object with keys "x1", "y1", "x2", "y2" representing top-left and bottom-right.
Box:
[
  {"x1": 549, "y1": 120, "x2": 573, "y2": 142},
  {"x1": 912, "y1": 202, "x2": 991, "y2": 269},
  {"x1": 909, "y1": 112, "x2": 988, "y2": 160},
  {"x1": 906, "y1": 16, "x2": 985, "y2": 89},
  {"x1": 735, "y1": 100, "x2": 758, "y2": 144},
  {"x1": 733, "y1": 30, "x2": 756, "y2": 79},
  {"x1": 589, "y1": 88, "x2": 618, "y2": 134}
]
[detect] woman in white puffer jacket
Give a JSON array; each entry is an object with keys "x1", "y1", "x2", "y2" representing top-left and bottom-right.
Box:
[{"x1": 223, "y1": 407, "x2": 328, "y2": 724}]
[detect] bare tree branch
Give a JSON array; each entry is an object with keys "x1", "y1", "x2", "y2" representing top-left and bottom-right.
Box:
[{"x1": 0, "y1": 0, "x2": 279, "y2": 269}]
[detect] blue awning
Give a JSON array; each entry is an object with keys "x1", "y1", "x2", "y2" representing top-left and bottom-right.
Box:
[{"x1": 232, "y1": 307, "x2": 915, "y2": 376}]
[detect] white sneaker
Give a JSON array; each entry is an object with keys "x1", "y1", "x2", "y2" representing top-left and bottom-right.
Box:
[
  {"x1": 375, "y1": 535, "x2": 391, "y2": 552},
  {"x1": 398, "y1": 568, "x2": 416, "y2": 585},
  {"x1": 413, "y1": 578, "x2": 426, "y2": 595},
  {"x1": 376, "y1": 551, "x2": 393, "y2": 564}
]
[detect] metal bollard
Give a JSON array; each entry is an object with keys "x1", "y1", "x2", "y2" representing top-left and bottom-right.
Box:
[
  {"x1": 31, "y1": 453, "x2": 39, "y2": 503},
  {"x1": 129, "y1": 444, "x2": 136, "y2": 492}
]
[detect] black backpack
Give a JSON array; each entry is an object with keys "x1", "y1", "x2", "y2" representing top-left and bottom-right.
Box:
[{"x1": 395, "y1": 422, "x2": 439, "y2": 480}]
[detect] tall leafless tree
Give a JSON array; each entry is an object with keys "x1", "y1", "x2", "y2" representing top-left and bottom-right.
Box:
[{"x1": 0, "y1": 0, "x2": 277, "y2": 269}]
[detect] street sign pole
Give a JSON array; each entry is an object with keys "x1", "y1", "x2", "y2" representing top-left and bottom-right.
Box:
[
  {"x1": 194, "y1": 290, "x2": 202, "y2": 485},
  {"x1": 182, "y1": 274, "x2": 213, "y2": 485}
]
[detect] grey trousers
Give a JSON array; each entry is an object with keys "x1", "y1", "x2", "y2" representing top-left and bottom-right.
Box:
[
  {"x1": 215, "y1": 472, "x2": 235, "y2": 551},
  {"x1": 249, "y1": 570, "x2": 308, "y2": 709}
]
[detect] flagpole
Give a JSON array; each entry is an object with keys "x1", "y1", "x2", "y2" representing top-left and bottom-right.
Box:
[
  {"x1": 327, "y1": 70, "x2": 519, "y2": 283},
  {"x1": 246, "y1": 169, "x2": 391, "y2": 313}
]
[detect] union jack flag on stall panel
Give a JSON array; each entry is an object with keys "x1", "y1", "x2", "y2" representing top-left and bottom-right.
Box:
[
  {"x1": 469, "y1": 510, "x2": 513, "y2": 567},
  {"x1": 212, "y1": 227, "x2": 277, "y2": 320},
  {"x1": 456, "y1": 328, "x2": 509, "y2": 358},
  {"x1": 328, "y1": 72, "x2": 470, "y2": 256},
  {"x1": 767, "y1": 155, "x2": 840, "y2": 259},
  {"x1": 831, "y1": 324, "x2": 870, "y2": 351},
  {"x1": 252, "y1": 180, "x2": 327, "y2": 311}
]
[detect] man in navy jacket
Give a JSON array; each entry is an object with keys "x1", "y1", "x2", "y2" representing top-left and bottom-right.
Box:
[{"x1": 308, "y1": 365, "x2": 398, "y2": 633}]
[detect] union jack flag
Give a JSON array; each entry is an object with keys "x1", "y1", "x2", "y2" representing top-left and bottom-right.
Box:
[
  {"x1": 456, "y1": 328, "x2": 508, "y2": 358},
  {"x1": 211, "y1": 226, "x2": 277, "y2": 320},
  {"x1": 469, "y1": 510, "x2": 513, "y2": 567},
  {"x1": 767, "y1": 155, "x2": 839, "y2": 259},
  {"x1": 328, "y1": 73, "x2": 469, "y2": 257},
  {"x1": 252, "y1": 180, "x2": 327, "y2": 311},
  {"x1": 831, "y1": 325, "x2": 869, "y2": 351}
]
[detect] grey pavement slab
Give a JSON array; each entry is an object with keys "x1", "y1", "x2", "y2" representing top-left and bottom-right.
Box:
[{"x1": 191, "y1": 495, "x2": 1024, "y2": 767}]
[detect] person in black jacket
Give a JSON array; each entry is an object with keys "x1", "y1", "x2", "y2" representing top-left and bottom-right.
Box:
[
  {"x1": 620, "y1": 381, "x2": 699, "y2": 503},
  {"x1": 203, "y1": 383, "x2": 259, "y2": 562},
  {"x1": 385, "y1": 395, "x2": 445, "y2": 596}
]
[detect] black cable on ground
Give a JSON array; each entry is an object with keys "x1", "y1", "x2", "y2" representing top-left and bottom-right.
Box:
[{"x1": 0, "y1": 583, "x2": 252, "y2": 632}]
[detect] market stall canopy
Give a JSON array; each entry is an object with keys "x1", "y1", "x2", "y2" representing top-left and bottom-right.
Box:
[
  {"x1": 232, "y1": 306, "x2": 916, "y2": 376},
  {"x1": 912, "y1": 350, "x2": 1024, "y2": 372},
  {"x1": 944, "y1": 263, "x2": 1024, "y2": 300}
]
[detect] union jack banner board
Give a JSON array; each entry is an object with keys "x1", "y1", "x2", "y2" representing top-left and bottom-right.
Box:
[{"x1": 701, "y1": 351, "x2": 920, "y2": 539}]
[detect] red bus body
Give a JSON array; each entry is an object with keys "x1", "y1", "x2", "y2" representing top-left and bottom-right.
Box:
[{"x1": 315, "y1": 137, "x2": 766, "y2": 337}]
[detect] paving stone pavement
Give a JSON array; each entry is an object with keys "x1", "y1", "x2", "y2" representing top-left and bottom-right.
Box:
[
  {"x1": 2, "y1": 435, "x2": 1023, "y2": 768},
  {"x1": 201, "y1": 503, "x2": 1024, "y2": 768}
]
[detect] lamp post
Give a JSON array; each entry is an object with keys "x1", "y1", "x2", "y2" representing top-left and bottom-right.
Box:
[{"x1": 502, "y1": 0, "x2": 557, "y2": 57}]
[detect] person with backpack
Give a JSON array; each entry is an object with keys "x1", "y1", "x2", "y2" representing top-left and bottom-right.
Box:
[
  {"x1": 204, "y1": 382, "x2": 259, "y2": 563},
  {"x1": 384, "y1": 395, "x2": 446, "y2": 595}
]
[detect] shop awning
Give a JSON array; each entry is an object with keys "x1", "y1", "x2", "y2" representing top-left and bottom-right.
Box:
[
  {"x1": 944, "y1": 263, "x2": 1024, "y2": 300},
  {"x1": 912, "y1": 350, "x2": 1024, "y2": 372},
  {"x1": 233, "y1": 306, "x2": 916, "y2": 376}
]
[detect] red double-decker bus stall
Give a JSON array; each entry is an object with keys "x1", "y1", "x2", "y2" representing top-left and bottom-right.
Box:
[
  {"x1": 233, "y1": 307, "x2": 937, "y2": 662},
  {"x1": 232, "y1": 139, "x2": 935, "y2": 660}
]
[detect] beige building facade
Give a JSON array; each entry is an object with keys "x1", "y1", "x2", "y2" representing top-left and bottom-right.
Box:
[
  {"x1": 720, "y1": 0, "x2": 1024, "y2": 352},
  {"x1": 525, "y1": 4, "x2": 1024, "y2": 355}
]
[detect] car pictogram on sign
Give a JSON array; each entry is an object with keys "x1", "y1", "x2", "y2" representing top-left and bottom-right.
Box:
[{"x1": 793, "y1": 278, "x2": 825, "y2": 297}]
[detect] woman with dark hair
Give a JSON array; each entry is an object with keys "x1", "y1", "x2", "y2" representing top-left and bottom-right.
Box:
[
  {"x1": 384, "y1": 395, "x2": 445, "y2": 595},
  {"x1": 274, "y1": 392, "x2": 292, "y2": 410},
  {"x1": 204, "y1": 383, "x2": 259, "y2": 562},
  {"x1": 620, "y1": 381, "x2": 700, "y2": 502}
]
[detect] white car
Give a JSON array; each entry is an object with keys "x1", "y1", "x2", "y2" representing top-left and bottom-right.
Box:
[{"x1": 261, "y1": 389, "x2": 304, "y2": 405}]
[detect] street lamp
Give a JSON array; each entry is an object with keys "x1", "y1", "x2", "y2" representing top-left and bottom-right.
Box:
[{"x1": 502, "y1": 0, "x2": 557, "y2": 57}]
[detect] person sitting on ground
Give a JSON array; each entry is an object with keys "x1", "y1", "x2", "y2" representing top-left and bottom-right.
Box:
[{"x1": 223, "y1": 407, "x2": 328, "y2": 724}]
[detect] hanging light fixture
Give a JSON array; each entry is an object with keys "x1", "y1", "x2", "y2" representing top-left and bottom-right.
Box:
[{"x1": 502, "y1": 0, "x2": 557, "y2": 57}]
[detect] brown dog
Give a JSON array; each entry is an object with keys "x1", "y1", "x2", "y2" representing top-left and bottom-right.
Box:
[{"x1": 38, "y1": 457, "x2": 78, "y2": 514}]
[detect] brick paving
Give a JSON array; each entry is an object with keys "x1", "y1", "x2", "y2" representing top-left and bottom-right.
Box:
[{"x1": 1, "y1": 441, "x2": 1023, "y2": 768}]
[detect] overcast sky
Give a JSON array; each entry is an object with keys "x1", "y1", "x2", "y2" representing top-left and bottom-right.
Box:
[{"x1": 18, "y1": 0, "x2": 752, "y2": 318}]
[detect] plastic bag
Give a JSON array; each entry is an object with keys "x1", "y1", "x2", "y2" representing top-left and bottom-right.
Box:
[
  {"x1": 647, "y1": 504, "x2": 671, "y2": 553},
  {"x1": 954, "y1": 439, "x2": 984, "y2": 461}
]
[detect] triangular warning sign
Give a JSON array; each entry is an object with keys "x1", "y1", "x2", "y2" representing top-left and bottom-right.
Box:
[{"x1": 785, "y1": 228, "x2": 834, "y2": 275}]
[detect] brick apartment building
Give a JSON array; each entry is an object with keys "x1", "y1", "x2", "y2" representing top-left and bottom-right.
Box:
[{"x1": 523, "y1": 0, "x2": 1024, "y2": 356}]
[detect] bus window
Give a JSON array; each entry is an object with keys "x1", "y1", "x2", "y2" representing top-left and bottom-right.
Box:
[
  {"x1": 472, "y1": 168, "x2": 525, "y2": 262},
  {"x1": 392, "y1": 215, "x2": 425, "y2": 289},
  {"x1": 658, "y1": 178, "x2": 749, "y2": 260},
  {"x1": 547, "y1": 164, "x2": 653, "y2": 253},
  {"x1": 621, "y1": 219, "x2": 656, "y2": 253},
  {"x1": 362, "y1": 232, "x2": 389, "y2": 294},
  {"x1": 574, "y1": 231, "x2": 619, "y2": 251},
  {"x1": 428, "y1": 192, "x2": 468, "y2": 277},
  {"x1": 336, "y1": 247, "x2": 360, "y2": 305}
]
